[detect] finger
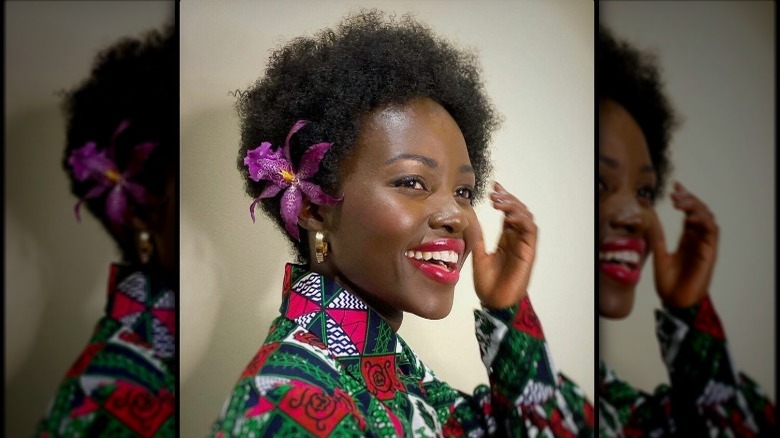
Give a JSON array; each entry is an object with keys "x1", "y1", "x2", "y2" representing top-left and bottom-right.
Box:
[
  {"x1": 489, "y1": 183, "x2": 528, "y2": 212},
  {"x1": 490, "y1": 193, "x2": 535, "y2": 236},
  {"x1": 671, "y1": 192, "x2": 709, "y2": 211},
  {"x1": 489, "y1": 187, "x2": 519, "y2": 206},
  {"x1": 683, "y1": 211, "x2": 718, "y2": 237},
  {"x1": 647, "y1": 208, "x2": 670, "y2": 263},
  {"x1": 490, "y1": 195, "x2": 531, "y2": 219},
  {"x1": 467, "y1": 208, "x2": 489, "y2": 263},
  {"x1": 671, "y1": 182, "x2": 711, "y2": 210}
]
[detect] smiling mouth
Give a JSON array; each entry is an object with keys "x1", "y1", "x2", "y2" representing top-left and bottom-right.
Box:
[
  {"x1": 404, "y1": 250, "x2": 458, "y2": 272},
  {"x1": 598, "y1": 250, "x2": 640, "y2": 271}
]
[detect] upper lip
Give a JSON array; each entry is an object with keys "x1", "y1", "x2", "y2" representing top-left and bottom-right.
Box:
[
  {"x1": 599, "y1": 237, "x2": 647, "y2": 254},
  {"x1": 408, "y1": 238, "x2": 465, "y2": 254},
  {"x1": 599, "y1": 237, "x2": 647, "y2": 267},
  {"x1": 406, "y1": 238, "x2": 466, "y2": 267}
]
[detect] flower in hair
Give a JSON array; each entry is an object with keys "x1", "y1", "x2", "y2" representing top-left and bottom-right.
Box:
[
  {"x1": 68, "y1": 120, "x2": 157, "y2": 230},
  {"x1": 244, "y1": 120, "x2": 342, "y2": 241}
]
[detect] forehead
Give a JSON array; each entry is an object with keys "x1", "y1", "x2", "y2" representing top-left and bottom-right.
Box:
[
  {"x1": 352, "y1": 98, "x2": 471, "y2": 165},
  {"x1": 599, "y1": 98, "x2": 652, "y2": 167}
]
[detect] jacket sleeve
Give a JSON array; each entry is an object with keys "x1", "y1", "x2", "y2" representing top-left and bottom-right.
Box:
[
  {"x1": 655, "y1": 295, "x2": 776, "y2": 436},
  {"x1": 442, "y1": 296, "x2": 594, "y2": 437},
  {"x1": 35, "y1": 319, "x2": 176, "y2": 438}
]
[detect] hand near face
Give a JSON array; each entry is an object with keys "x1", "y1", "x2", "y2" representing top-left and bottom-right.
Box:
[
  {"x1": 650, "y1": 182, "x2": 718, "y2": 308},
  {"x1": 470, "y1": 182, "x2": 537, "y2": 308}
]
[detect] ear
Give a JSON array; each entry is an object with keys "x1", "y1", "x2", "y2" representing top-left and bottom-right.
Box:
[
  {"x1": 297, "y1": 199, "x2": 326, "y2": 232},
  {"x1": 129, "y1": 216, "x2": 151, "y2": 234}
]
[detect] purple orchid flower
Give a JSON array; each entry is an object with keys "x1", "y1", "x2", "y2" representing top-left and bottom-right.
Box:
[
  {"x1": 244, "y1": 120, "x2": 342, "y2": 241},
  {"x1": 68, "y1": 120, "x2": 157, "y2": 231}
]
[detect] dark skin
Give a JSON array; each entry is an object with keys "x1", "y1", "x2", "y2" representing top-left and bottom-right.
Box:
[
  {"x1": 599, "y1": 98, "x2": 719, "y2": 319},
  {"x1": 299, "y1": 97, "x2": 537, "y2": 331},
  {"x1": 129, "y1": 172, "x2": 177, "y2": 287}
]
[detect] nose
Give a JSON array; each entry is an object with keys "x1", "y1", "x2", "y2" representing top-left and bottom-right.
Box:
[
  {"x1": 608, "y1": 196, "x2": 649, "y2": 235},
  {"x1": 428, "y1": 198, "x2": 468, "y2": 235}
]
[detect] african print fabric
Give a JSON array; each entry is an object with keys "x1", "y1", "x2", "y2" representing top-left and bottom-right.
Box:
[
  {"x1": 211, "y1": 263, "x2": 594, "y2": 437},
  {"x1": 35, "y1": 263, "x2": 176, "y2": 437},
  {"x1": 599, "y1": 296, "x2": 776, "y2": 437}
]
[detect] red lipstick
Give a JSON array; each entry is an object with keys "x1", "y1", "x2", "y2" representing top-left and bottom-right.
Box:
[
  {"x1": 599, "y1": 238, "x2": 647, "y2": 285},
  {"x1": 405, "y1": 239, "x2": 465, "y2": 285}
]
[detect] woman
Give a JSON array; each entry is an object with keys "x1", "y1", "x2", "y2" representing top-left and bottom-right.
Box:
[
  {"x1": 598, "y1": 24, "x2": 775, "y2": 436},
  {"x1": 35, "y1": 25, "x2": 177, "y2": 437},
  {"x1": 210, "y1": 11, "x2": 593, "y2": 437}
]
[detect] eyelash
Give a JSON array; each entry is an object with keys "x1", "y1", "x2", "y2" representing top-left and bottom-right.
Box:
[
  {"x1": 637, "y1": 186, "x2": 656, "y2": 202},
  {"x1": 598, "y1": 177, "x2": 656, "y2": 203},
  {"x1": 394, "y1": 176, "x2": 427, "y2": 191},
  {"x1": 455, "y1": 187, "x2": 475, "y2": 205},
  {"x1": 393, "y1": 176, "x2": 475, "y2": 205}
]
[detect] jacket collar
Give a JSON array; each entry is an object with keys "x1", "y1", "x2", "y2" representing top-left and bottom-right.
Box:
[
  {"x1": 279, "y1": 263, "x2": 399, "y2": 359},
  {"x1": 105, "y1": 263, "x2": 175, "y2": 360}
]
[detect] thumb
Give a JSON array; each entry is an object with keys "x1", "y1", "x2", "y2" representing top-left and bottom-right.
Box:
[
  {"x1": 467, "y1": 210, "x2": 489, "y2": 268},
  {"x1": 648, "y1": 209, "x2": 670, "y2": 273}
]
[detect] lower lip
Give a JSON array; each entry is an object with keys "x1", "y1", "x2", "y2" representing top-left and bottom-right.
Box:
[
  {"x1": 600, "y1": 262, "x2": 641, "y2": 285},
  {"x1": 407, "y1": 258, "x2": 460, "y2": 285}
]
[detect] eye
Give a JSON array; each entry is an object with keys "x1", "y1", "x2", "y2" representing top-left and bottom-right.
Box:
[
  {"x1": 455, "y1": 186, "x2": 475, "y2": 205},
  {"x1": 637, "y1": 186, "x2": 656, "y2": 202},
  {"x1": 394, "y1": 176, "x2": 427, "y2": 191},
  {"x1": 598, "y1": 177, "x2": 607, "y2": 192}
]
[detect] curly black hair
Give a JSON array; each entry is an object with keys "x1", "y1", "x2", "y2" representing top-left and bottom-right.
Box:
[
  {"x1": 62, "y1": 23, "x2": 177, "y2": 262},
  {"x1": 237, "y1": 10, "x2": 500, "y2": 263},
  {"x1": 598, "y1": 24, "x2": 679, "y2": 200}
]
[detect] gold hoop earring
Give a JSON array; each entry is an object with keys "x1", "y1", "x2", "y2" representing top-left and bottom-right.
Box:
[
  {"x1": 315, "y1": 231, "x2": 329, "y2": 264},
  {"x1": 137, "y1": 231, "x2": 154, "y2": 265}
]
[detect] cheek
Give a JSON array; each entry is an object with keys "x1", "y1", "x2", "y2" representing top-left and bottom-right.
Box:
[
  {"x1": 330, "y1": 189, "x2": 421, "y2": 264},
  {"x1": 598, "y1": 196, "x2": 620, "y2": 232}
]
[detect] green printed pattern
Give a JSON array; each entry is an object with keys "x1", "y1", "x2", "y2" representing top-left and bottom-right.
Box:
[
  {"x1": 211, "y1": 264, "x2": 594, "y2": 436},
  {"x1": 599, "y1": 296, "x2": 776, "y2": 436}
]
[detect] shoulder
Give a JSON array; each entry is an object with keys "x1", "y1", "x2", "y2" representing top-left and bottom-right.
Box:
[
  {"x1": 212, "y1": 317, "x2": 368, "y2": 436},
  {"x1": 38, "y1": 319, "x2": 175, "y2": 437}
]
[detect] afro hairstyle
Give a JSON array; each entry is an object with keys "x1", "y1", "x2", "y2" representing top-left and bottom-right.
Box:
[
  {"x1": 237, "y1": 10, "x2": 500, "y2": 263},
  {"x1": 62, "y1": 23, "x2": 177, "y2": 263},
  {"x1": 598, "y1": 23, "x2": 679, "y2": 200}
]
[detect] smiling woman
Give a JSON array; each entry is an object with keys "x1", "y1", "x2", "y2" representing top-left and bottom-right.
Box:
[
  {"x1": 206, "y1": 9, "x2": 593, "y2": 437},
  {"x1": 308, "y1": 98, "x2": 477, "y2": 328},
  {"x1": 598, "y1": 20, "x2": 776, "y2": 436}
]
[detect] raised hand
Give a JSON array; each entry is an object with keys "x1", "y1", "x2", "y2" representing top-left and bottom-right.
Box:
[
  {"x1": 469, "y1": 182, "x2": 537, "y2": 309},
  {"x1": 649, "y1": 182, "x2": 718, "y2": 308}
]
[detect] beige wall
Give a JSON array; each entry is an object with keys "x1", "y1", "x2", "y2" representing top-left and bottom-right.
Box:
[
  {"x1": 180, "y1": 0, "x2": 594, "y2": 435},
  {"x1": 600, "y1": 1, "x2": 775, "y2": 399},
  {"x1": 4, "y1": 1, "x2": 174, "y2": 436}
]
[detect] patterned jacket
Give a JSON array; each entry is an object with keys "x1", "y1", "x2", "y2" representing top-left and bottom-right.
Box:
[
  {"x1": 211, "y1": 263, "x2": 594, "y2": 437},
  {"x1": 599, "y1": 296, "x2": 776, "y2": 437},
  {"x1": 36, "y1": 264, "x2": 176, "y2": 437}
]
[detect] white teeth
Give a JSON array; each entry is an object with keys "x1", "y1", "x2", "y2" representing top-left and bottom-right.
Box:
[
  {"x1": 599, "y1": 250, "x2": 640, "y2": 264},
  {"x1": 405, "y1": 250, "x2": 459, "y2": 264}
]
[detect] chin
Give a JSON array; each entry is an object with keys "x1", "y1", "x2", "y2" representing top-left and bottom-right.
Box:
[
  {"x1": 598, "y1": 277, "x2": 636, "y2": 319},
  {"x1": 411, "y1": 291, "x2": 455, "y2": 320}
]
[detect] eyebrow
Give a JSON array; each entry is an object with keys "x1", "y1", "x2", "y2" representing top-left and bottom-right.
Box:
[
  {"x1": 384, "y1": 153, "x2": 475, "y2": 174},
  {"x1": 385, "y1": 153, "x2": 438, "y2": 168},
  {"x1": 459, "y1": 164, "x2": 475, "y2": 174},
  {"x1": 599, "y1": 154, "x2": 654, "y2": 173}
]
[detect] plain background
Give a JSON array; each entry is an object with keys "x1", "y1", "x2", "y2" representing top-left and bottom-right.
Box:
[
  {"x1": 4, "y1": 1, "x2": 174, "y2": 436},
  {"x1": 180, "y1": 0, "x2": 593, "y2": 435},
  {"x1": 600, "y1": 1, "x2": 775, "y2": 400}
]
